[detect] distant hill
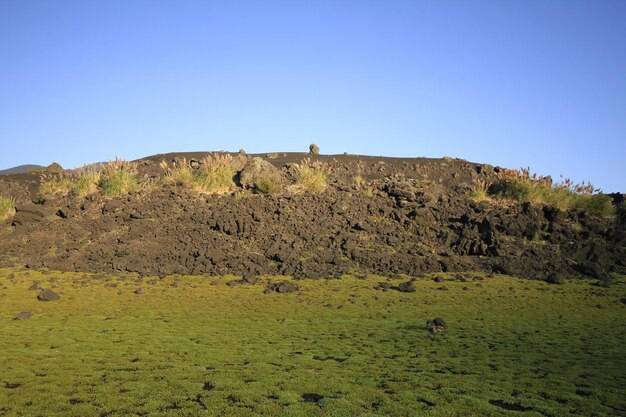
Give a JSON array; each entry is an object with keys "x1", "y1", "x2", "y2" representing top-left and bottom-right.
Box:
[{"x1": 0, "y1": 164, "x2": 43, "y2": 175}]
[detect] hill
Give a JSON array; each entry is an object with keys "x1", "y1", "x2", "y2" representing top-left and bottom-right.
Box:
[
  {"x1": 0, "y1": 164, "x2": 44, "y2": 175},
  {"x1": 0, "y1": 152, "x2": 623, "y2": 282}
]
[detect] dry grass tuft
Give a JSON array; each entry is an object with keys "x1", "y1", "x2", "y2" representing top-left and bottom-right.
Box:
[
  {"x1": 0, "y1": 196, "x2": 16, "y2": 223},
  {"x1": 160, "y1": 159, "x2": 195, "y2": 188},
  {"x1": 98, "y1": 158, "x2": 139, "y2": 197},
  {"x1": 490, "y1": 167, "x2": 614, "y2": 216},
  {"x1": 294, "y1": 158, "x2": 328, "y2": 193},
  {"x1": 196, "y1": 154, "x2": 235, "y2": 194},
  {"x1": 470, "y1": 178, "x2": 492, "y2": 202},
  {"x1": 39, "y1": 165, "x2": 102, "y2": 198},
  {"x1": 161, "y1": 154, "x2": 235, "y2": 194}
]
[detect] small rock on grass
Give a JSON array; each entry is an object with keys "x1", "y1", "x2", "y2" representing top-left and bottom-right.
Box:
[
  {"x1": 264, "y1": 281, "x2": 299, "y2": 294},
  {"x1": 15, "y1": 311, "x2": 32, "y2": 320},
  {"x1": 302, "y1": 393, "x2": 324, "y2": 403},
  {"x1": 397, "y1": 280, "x2": 416, "y2": 293},
  {"x1": 37, "y1": 288, "x2": 60, "y2": 301},
  {"x1": 426, "y1": 317, "x2": 448, "y2": 333},
  {"x1": 242, "y1": 274, "x2": 258, "y2": 284}
]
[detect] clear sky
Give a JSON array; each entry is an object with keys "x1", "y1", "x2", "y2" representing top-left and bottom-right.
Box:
[{"x1": 1, "y1": 0, "x2": 625, "y2": 191}]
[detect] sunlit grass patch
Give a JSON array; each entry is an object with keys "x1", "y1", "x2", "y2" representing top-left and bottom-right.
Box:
[
  {"x1": 98, "y1": 158, "x2": 140, "y2": 197},
  {"x1": 0, "y1": 269, "x2": 624, "y2": 416},
  {"x1": 195, "y1": 153, "x2": 235, "y2": 194},
  {"x1": 161, "y1": 154, "x2": 235, "y2": 195}
]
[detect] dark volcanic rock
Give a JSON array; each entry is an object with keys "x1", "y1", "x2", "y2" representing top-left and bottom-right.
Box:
[
  {"x1": 242, "y1": 274, "x2": 258, "y2": 284},
  {"x1": 426, "y1": 317, "x2": 448, "y2": 333},
  {"x1": 302, "y1": 392, "x2": 324, "y2": 403},
  {"x1": 15, "y1": 311, "x2": 32, "y2": 320},
  {"x1": 37, "y1": 288, "x2": 60, "y2": 301},
  {"x1": 265, "y1": 281, "x2": 299, "y2": 294},
  {"x1": 397, "y1": 280, "x2": 416, "y2": 293},
  {"x1": 0, "y1": 152, "x2": 623, "y2": 282}
]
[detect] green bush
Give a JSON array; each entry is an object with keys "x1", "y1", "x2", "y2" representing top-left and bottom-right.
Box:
[
  {"x1": 574, "y1": 194, "x2": 614, "y2": 217},
  {"x1": 0, "y1": 196, "x2": 16, "y2": 223},
  {"x1": 255, "y1": 177, "x2": 281, "y2": 195},
  {"x1": 39, "y1": 166, "x2": 101, "y2": 198},
  {"x1": 195, "y1": 154, "x2": 235, "y2": 194},
  {"x1": 160, "y1": 154, "x2": 235, "y2": 195},
  {"x1": 98, "y1": 159, "x2": 139, "y2": 197},
  {"x1": 490, "y1": 169, "x2": 614, "y2": 216},
  {"x1": 295, "y1": 158, "x2": 327, "y2": 193}
]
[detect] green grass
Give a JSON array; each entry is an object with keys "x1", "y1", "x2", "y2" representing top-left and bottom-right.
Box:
[
  {"x1": 0, "y1": 269, "x2": 624, "y2": 416},
  {"x1": 0, "y1": 196, "x2": 16, "y2": 223},
  {"x1": 296, "y1": 159, "x2": 327, "y2": 193},
  {"x1": 491, "y1": 178, "x2": 614, "y2": 216},
  {"x1": 255, "y1": 177, "x2": 282, "y2": 195},
  {"x1": 98, "y1": 159, "x2": 140, "y2": 197},
  {"x1": 162, "y1": 154, "x2": 235, "y2": 195}
]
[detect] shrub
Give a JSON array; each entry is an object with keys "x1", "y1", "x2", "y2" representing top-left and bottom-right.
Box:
[
  {"x1": 0, "y1": 196, "x2": 16, "y2": 223},
  {"x1": 574, "y1": 194, "x2": 614, "y2": 217},
  {"x1": 160, "y1": 154, "x2": 235, "y2": 195},
  {"x1": 160, "y1": 158, "x2": 195, "y2": 188},
  {"x1": 255, "y1": 177, "x2": 281, "y2": 195},
  {"x1": 195, "y1": 154, "x2": 235, "y2": 194},
  {"x1": 39, "y1": 165, "x2": 101, "y2": 198},
  {"x1": 98, "y1": 158, "x2": 139, "y2": 197},
  {"x1": 74, "y1": 166, "x2": 101, "y2": 197},
  {"x1": 470, "y1": 178, "x2": 492, "y2": 202},
  {"x1": 39, "y1": 174, "x2": 75, "y2": 196},
  {"x1": 491, "y1": 167, "x2": 614, "y2": 216},
  {"x1": 295, "y1": 158, "x2": 327, "y2": 193}
]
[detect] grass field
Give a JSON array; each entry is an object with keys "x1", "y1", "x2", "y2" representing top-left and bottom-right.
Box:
[{"x1": 0, "y1": 269, "x2": 624, "y2": 417}]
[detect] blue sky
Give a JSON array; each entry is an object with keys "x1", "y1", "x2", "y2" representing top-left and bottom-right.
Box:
[{"x1": 1, "y1": 0, "x2": 625, "y2": 191}]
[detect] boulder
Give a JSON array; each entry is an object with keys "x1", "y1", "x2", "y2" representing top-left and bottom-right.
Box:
[
  {"x1": 37, "y1": 288, "x2": 60, "y2": 301},
  {"x1": 309, "y1": 144, "x2": 320, "y2": 155},
  {"x1": 15, "y1": 311, "x2": 32, "y2": 320},
  {"x1": 426, "y1": 317, "x2": 448, "y2": 333},
  {"x1": 397, "y1": 280, "x2": 416, "y2": 293},
  {"x1": 238, "y1": 157, "x2": 282, "y2": 191},
  {"x1": 242, "y1": 274, "x2": 258, "y2": 284},
  {"x1": 265, "y1": 280, "x2": 299, "y2": 294}
]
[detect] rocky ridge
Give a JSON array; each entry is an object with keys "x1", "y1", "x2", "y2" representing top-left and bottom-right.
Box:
[{"x1": 0, "y1": 152, "x2": 623, "y2": 282}]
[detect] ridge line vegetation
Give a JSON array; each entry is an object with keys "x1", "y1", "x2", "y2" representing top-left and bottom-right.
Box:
[{"x1": 472, "y1": 167, "x2": 615, "y2": 217}]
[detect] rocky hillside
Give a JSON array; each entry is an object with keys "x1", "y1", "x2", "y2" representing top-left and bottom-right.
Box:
[{"x1": 0, "y1": 152, "x2": 624, "y2": 283}]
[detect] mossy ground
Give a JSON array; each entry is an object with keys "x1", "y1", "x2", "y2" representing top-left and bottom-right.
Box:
[{"x1": 0, "y1": 269, "x2": 624, "y2": 417}]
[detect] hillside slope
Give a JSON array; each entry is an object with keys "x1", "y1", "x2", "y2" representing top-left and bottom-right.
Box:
[{"x1": 0, "y1": 152, "x2": 623, "y2": 281}]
